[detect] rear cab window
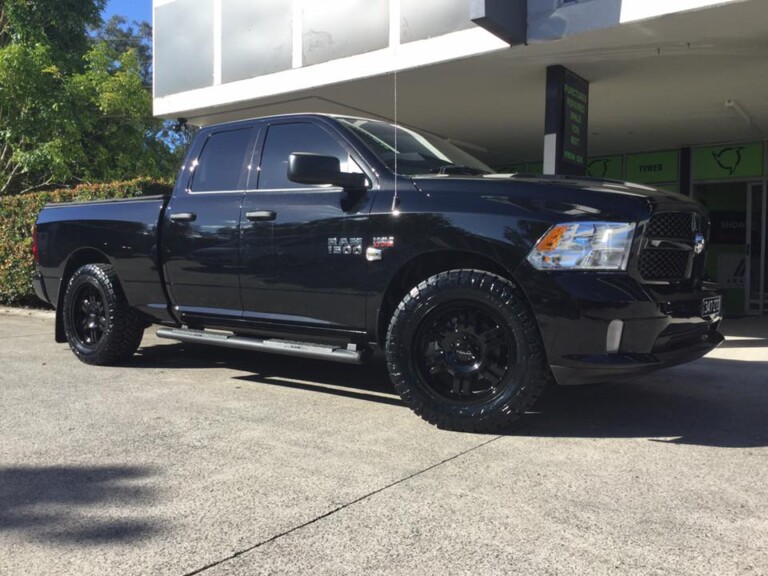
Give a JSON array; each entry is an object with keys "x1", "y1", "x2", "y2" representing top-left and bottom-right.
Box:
[{"x1": 190, "y1": 127, "x2": 254, "y2": 192}]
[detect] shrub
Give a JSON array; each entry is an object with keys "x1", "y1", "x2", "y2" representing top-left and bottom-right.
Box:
[{"x1": 0, "y1": 178, "x2": 172, "y2": 306}]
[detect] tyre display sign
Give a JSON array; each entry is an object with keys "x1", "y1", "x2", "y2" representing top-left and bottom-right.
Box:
[{"x1": 625, "y1": 150, "x2": 679, "y2": 184}]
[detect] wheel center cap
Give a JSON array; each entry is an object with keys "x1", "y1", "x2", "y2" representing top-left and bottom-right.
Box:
[
  {"x1": 454, "y1": 347, "x2": 475, "y2": 361},
  {"x1": 451, "y1": 334, "x2": 481, "y2": 365}
]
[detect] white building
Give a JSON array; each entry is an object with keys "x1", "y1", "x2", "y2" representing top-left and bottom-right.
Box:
[{"x1": 153, "y1": 0, "x2": 768, "y2": 315}]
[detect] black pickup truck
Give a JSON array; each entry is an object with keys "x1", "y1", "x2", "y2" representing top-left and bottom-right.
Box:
[{"x1": 33, "y1": 113, "x2": 723, "y2": 431}]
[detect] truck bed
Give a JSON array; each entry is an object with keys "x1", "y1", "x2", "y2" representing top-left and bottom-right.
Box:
[{"x1": 34, "y1": 195, "x2": 171, "y2": 323}]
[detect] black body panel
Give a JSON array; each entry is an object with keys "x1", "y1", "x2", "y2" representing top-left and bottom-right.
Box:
[
  {"x1": 236, "y1": 117, "x2": 377, "y2": 332},
  {"x1": 35, "y1": 196, "x2": 172, "y2": 323}
]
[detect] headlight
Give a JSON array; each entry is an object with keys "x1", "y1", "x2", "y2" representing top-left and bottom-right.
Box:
[{"x1": 527, "y1": 222, "x2": 636, "y2": 271}]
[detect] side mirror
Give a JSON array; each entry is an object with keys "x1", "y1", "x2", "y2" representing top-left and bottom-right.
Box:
[{"x1": 288, "y1": 153, "x2": 367, "y2": 191}]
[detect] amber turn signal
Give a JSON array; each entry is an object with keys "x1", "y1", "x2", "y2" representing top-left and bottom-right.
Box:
[{"x1": 535, "y1": 225, "x2": 567, "y2": 252}]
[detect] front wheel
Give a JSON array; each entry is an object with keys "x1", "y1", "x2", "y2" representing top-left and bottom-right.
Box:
[
  {"x1": 62, "y1": 263, "x2": 145, "y2": 365},
  {"x1": 385, "y1": 270, "x2": 551, "y2": 432}
]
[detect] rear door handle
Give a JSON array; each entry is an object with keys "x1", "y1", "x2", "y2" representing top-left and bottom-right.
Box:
[
  {"x1": 246, "y1": 210, "x2": 277, "y2": 222},
  {"x1": 169, "y1": 212, "x2": 197, "y2": 222}
]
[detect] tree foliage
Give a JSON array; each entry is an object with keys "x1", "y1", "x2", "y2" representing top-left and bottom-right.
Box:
[
  {"x1": 1, "y1": 0, "x2": 105, "y2": 64},
  {"x1": 93, "y1": 15, "x2": 152, "y2": 86},
  {"x1": 0, "y1": 1, "x2": 185, "y2": 196}
]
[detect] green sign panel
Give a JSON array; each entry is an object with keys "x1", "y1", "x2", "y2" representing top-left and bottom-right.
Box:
[
  {"x1": 625, "y1": 151, "x2": 679, "y2": 184},
  {"x1": 587, "y1": 156, "x2": 623, "y2": 180},
  {"x1": 693, "y1": 142, "x2": 764, "y2": 180}
]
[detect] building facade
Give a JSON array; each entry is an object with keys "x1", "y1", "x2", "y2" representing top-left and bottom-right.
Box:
[{"x1": 153, "y1": 0, "x2": 767, "y2": 316}]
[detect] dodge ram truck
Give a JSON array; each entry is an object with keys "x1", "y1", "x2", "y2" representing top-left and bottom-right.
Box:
[{"x1": 33, "y1": 114, "x2": 724, "y2": 431}]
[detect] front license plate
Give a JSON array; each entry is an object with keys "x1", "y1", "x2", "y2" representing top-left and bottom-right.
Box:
[{"x1": 701, "y1": 296, "x2": 722, "y2": 317}]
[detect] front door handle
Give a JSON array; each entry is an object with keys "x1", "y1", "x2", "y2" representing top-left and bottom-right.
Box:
[
  {"x1": 246, "y1": 210, "x2": 277, "y2": 222},
  {"x1": 169, "y1": 212, "x2": 197, "y2": 222}
]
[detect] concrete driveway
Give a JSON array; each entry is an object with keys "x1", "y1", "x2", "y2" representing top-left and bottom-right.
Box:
[{"x1": 0, "y1": 308, "x2": 766, "y2": 576}]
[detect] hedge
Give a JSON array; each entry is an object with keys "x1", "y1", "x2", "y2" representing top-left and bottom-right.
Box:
[{"x1": 0, "y1": 178, "x2": 173, "y2": 307}]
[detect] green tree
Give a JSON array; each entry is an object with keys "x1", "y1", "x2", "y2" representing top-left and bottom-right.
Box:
[
  {"x1": 0, "y1": 1, "x2": 184, "y2": 195},
  {"x1": 93, "y1": 15, "x2": 152, "y2": 86},
  {"x1": 0, "y1": 42, "x2": 83, "y2": 193},
  {"x1": 1, "y1": 0, "x2": 106, "y2": 66}
]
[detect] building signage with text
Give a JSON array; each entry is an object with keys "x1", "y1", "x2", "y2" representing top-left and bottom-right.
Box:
[
  {"x1": 544, "y1": 65, "x2": 589, "y2": 176},
  {"x1": 625, "y1": 151, "x2": 679, "y2": 184}
]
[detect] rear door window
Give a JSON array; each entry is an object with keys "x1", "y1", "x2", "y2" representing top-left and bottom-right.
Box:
[{"x1": 190, "y1": 127, "x2": 253, "y2": 192}]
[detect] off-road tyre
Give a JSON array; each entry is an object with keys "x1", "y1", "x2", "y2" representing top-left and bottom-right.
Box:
[
  {"x1": 62, "y1": 263, "x2": 145, "y2": 365},
  {"x1": 385, "y1": 269, "x2": 551, "y2": 432}
]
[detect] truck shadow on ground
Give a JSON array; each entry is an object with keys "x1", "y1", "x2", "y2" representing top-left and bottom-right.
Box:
[
  {"x1": 0, "y1": 466, "x2": 160, "y2": 545},
  {"x1": 134, "y1": 342, "x2": 400, "y2": 406},
  {"x1": 524, "y1": 356, "x2": 768, "y2": 448},
  {"x1": 133, "y1": 342, "x2": 767, "y2": 448}
]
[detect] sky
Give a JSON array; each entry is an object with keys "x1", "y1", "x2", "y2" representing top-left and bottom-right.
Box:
[{"x1": 103, "y1": 0, "x2": 153, "y2": 25}]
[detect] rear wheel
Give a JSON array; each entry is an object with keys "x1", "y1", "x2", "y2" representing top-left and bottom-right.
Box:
[
  {"x1": 385, "y1": 269, "x2": 550, "y2": 432},
  {"x1": 62, "y1": 263, "x2": 145, "y2": 365}
]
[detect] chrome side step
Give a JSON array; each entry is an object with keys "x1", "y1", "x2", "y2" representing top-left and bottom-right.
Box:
[{"x1": 155, "y1": 327, "x2": 365, "y2": 364}]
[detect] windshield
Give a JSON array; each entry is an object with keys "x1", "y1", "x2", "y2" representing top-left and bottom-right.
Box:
[{"x1": 336, "y1": 117, "x2": 494, "y2": 176}]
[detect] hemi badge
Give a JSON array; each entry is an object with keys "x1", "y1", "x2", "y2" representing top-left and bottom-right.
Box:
[{"x1": 373, "y1": 236, "x2": 394, "y2": 248}]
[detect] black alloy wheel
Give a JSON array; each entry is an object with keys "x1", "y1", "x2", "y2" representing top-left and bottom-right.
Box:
[
  {"x1": 62, "y1": 263, "x2": 145, "y2": 365},
  {"x1": 413, "y1": 302, "x2": 515, "y2": 404},
  {"x1": 386, "y1": 269, "x2": 551, "y2": 432},
  {"x1": 70, "y1": 283, "x2": 108, "y2": 349}
]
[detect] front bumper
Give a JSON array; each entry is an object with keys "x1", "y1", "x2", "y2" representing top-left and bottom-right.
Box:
[{"x1": 519, "y1": 273, "x2": 724, "y2": 385}]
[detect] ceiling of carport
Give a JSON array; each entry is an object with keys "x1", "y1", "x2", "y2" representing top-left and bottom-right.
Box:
[{"x1": 186, "y1": 0, "x2": 768, "y2": 165}]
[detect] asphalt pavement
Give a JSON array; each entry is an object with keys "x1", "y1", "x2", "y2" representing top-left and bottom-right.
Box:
[{"x1": 0, "y1": 308, "x2": 766, "y2": 576}]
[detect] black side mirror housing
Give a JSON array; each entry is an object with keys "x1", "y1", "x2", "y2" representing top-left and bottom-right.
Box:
[{"x1": 288, "y1": 153, "x2": 367, "y2": 191}]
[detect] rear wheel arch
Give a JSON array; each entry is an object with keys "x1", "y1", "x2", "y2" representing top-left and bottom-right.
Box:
[
  {"x1": 55, "y1": 249, "x2": 113, "y2": 342},
  {"x1": 61, "y1": 263, "x2": 145, "y2": 364}
]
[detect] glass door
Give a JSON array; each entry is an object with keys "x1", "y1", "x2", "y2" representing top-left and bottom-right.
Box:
[
  {"x1": 694, "y1": 182, "x2": 747, "y2": 317},
  {"x1": 746, "y1": 182, "x2": 767, "y2": 315}
]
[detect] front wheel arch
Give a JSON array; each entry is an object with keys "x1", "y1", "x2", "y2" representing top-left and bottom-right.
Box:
[{"x1": 376, "y1": 250, "x2": 519, "y2": 347}]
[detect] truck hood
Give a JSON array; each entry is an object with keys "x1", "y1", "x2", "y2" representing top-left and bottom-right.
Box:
[
  {"x1": 408, "y1": 173, "x2": 704, "y2": 223},
  {"x1": 410, "y1": 173, "x2": 692, "y2": 203}
]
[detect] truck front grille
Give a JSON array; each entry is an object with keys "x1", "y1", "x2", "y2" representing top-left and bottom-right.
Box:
[
  {"x1": 638, "y1": 212, "x2": 708, "y2": 283},
  {"x1": 638, "y1": 249, "x2": 690, "y2": 280},
  {"x1": 645, "y1": 212, "x2": 697, "y2": 240}
]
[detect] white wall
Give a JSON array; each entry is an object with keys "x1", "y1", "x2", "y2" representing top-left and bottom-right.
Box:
[{"x1": 153, "y1": 0, "x2": 509, "y2": 119}]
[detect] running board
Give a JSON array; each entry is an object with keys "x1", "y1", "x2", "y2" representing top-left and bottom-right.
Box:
[{"x1": 156, "y1": 328, "x2": 366, "y2": 364}]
